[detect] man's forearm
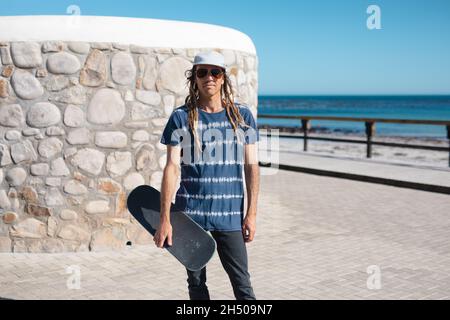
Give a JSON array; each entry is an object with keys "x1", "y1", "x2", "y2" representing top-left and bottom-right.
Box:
[
  {"x1": 160, "y1": 164, "x2": 179, "y2": 223},
  {"x1": 244, "y1": 163, "x2": 260, "y2": 217}
]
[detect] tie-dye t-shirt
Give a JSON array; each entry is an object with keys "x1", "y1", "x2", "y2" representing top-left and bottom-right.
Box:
[{"x1": 160, "y1": 103, "x2": 259, "y2": 231}]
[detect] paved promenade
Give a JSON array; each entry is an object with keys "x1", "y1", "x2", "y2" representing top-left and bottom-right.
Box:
[{"x1": 1, "y1": 165, "x2": 450, "y2": 300}]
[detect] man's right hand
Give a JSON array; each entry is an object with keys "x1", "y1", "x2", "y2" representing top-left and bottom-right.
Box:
[{"x1": 153, "y1": 220, "x2": 173, "y2": 248}]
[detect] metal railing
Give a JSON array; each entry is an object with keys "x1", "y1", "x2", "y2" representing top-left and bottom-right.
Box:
[{"x1": 257, "y1": 114, "x2": 450, "y2": 167}]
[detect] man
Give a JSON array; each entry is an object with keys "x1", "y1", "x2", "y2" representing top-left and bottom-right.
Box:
[{"x1": 155, "y1": 51, "x2": 260, "y2": 300}]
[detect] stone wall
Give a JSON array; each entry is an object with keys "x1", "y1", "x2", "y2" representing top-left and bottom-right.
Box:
[{"x1": 0, "y1": 41, "x2": 258, "y2": 252}]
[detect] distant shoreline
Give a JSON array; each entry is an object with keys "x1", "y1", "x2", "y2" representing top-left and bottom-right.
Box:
[
  {"x1": 257, "y1": 124, "x2": 448, "y2": 144},
  {"x1": 258, "y1": 125, "x2": 449, "y2": 168},
  {"x1": 256, "y1": 95, "x2": 450, "y2": 139},
  {"x1": 258, "y1": 94, "x2": 450, "y2": 98}
]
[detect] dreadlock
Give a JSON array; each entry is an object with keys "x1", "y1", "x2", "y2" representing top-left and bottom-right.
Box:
[{"x1": 184, "y1": 65, "x2": 251, "y2": 158}]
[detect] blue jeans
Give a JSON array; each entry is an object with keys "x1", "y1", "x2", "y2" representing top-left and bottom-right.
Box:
[{"x1": 186, "y1": 230, "x2": 256, "y2": 300}]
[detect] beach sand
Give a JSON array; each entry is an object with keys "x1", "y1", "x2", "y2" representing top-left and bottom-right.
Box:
[{"x1": 258, "y1": 126, "x2": 449, "y2": 169}]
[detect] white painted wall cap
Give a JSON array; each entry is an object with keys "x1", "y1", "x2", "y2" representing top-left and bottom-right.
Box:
[{"x1": 0, "y1": 15, "x2": 257, "y2": 55}]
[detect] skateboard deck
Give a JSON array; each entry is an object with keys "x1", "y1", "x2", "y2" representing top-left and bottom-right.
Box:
[{"x1": 126, "y1": 185, "x2": 216, "y2": 271}]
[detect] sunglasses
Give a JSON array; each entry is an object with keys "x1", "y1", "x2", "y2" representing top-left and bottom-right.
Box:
[{"x1": 196, "y1": 68, "x2": 224, "y2": 79}]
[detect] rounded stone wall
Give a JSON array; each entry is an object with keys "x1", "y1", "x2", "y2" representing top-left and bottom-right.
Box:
[{"x1": 0, "y1": 16, "x2": 258, "y2": 252}]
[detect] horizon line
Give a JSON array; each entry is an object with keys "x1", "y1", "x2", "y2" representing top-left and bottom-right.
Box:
[{"x1": 258, "y1": 93, "x2": 450, "y2": 97}]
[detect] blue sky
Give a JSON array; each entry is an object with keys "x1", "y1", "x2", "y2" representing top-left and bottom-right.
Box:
[{"x1": 2, "y1": 0, "x2": 450, "y2": 95}]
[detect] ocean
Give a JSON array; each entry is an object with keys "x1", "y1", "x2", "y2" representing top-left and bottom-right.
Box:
[{"x1": 257, "y1": 96, "x2": 450, "y2": 138}]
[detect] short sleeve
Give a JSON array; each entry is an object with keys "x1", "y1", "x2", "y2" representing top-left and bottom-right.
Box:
[
  {"x1": 240, "y1": 106, "x2": 260, "y2": 145},
  {"x1": 160, "y1": 110, "x2": 184, "y2": 146}
]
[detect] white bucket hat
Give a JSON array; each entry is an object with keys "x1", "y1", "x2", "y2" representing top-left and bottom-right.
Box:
[{"x1": 193, "y1": 51, "x2": 226, "y2": 69}]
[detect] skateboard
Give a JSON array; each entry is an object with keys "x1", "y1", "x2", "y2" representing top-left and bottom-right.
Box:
[{"x1": 126, "y1": 185, "x2": 216, "y2": 271}]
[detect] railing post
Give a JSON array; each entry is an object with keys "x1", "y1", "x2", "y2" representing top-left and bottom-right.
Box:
[
  {"x1": 447, "y1": 125, "x2": 450, "y2": 168},
  {"x1": 365, "y1": 121, "x2": 375, "y2": 158},
  {"x1": 301, "y1": 119, "x2": 310, "y2": 152}
]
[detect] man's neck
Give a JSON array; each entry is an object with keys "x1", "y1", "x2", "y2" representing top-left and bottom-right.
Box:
[{"x1": 198, "y1": 95, "x2": 223, "y2": 113}]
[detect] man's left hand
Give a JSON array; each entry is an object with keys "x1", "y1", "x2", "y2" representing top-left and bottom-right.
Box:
[{"x1": 242, "y1": 213, "x2": 256, "y2": 243}]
